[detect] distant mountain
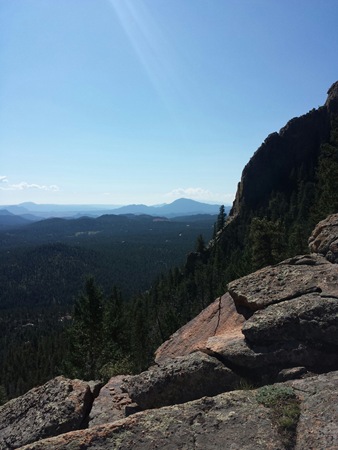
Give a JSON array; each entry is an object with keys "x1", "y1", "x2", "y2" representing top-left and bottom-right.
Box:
[
  {"x1": 0, "y1": 203, "x2": 117, "y2": 219},
  {"x1": 0, "y1": 210, "x2": 34, "y2": 229},
  {"x1": 0, "y1": 198, "x2": 229, "y2": 221},
  {"x1": 111, "y1": 198, "x2": 226, "y2": 217}
]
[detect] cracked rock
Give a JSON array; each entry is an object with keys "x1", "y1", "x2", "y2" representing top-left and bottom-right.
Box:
[{"x1": 155, "y1": 293, "x2": 247, "y2": 362}]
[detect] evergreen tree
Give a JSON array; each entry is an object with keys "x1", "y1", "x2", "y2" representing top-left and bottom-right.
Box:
[
  {"x1": 216, "y1": 205, "x2": 226, "y2": 232},
  {"x1": 99, "y1": 286, "x2": 133, "y2": 378},
  {"x1": 313, "y1": 143, "x2": 338, "y2": 220},
  {"x1": 195, "y1": 234, "x2": 206, "y2": 253},
  {"x1": 68, "y1": 277, "x2": 104, "y2": 380},
  {"x1": 249, "y1": 217, "x2": 286, "y2": 270},
  {"x1": 129, "y1": 297, "x2": 152, "y2": 373},
  {"x1": 0, "y1": 385, "x2": 7, "y2": 406}
]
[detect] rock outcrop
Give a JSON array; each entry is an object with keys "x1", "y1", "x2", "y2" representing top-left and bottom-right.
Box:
[
  {"x1": 152, "y1": 249, "x2": 338, "y2": 384},
  {"x1": 17, "y1": 371, "x2": 338, "y2": 450}
]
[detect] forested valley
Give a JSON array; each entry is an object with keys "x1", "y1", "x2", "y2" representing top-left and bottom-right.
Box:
[
  {"x1": 1, "y1": 87, "x2": 338, "y2": 406},
  {"x1": 0, "y1": 213, "x2": 218, "y2": 402}
]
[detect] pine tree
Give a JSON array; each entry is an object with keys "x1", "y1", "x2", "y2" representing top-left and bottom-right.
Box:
[
  {"x1": 195, "y1": 234, "x2": 206, "y2": 253},
  {"x1": 249, "y1": 217, "x2": 286, "y2": 270},
  {"x1": 216, "y1": 205, "x2": 226, "y2": 232},
  {"x1": 0, "y1": 385, "x2": 7, "y2": 406},
  {"x1": 68, "y1": 277, "x2": 104, "y2": 380}
]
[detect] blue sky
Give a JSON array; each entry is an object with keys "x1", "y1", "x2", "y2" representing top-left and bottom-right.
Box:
[{"x1": 1, "y1": 0, "x2": 337, "y2": 206}]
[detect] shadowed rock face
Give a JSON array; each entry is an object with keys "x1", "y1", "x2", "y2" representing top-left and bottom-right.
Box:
[
  {"x1": 230, "y1": 106, "x2": 330, "y2": 218},
  {"x1": 210, "y1": 332, "x2": 338, "y2": 381},
  {"x1": 242, "y1": 293, "x2": 338, "y2": 346}
]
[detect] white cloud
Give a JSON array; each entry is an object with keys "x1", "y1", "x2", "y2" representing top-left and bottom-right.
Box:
[
  {"x1": 164, "y1": 187, "x2": 234, "y2": 204},
  {"x1": 0, "y1": 176, "x2": 60, "y2": 192}
]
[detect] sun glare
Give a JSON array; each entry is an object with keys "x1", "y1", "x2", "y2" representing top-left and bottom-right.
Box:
[{"x1": 108, "y1": 0, "x2": 181, "y2": 104}]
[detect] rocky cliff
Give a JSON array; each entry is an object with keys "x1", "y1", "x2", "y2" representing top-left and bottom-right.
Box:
[
  {"x1": 231, "y1": 81, "x2": 338, "y2": 218},
  {"x1": 1, "y1": 213, "x2": 338, "y2": 449}
]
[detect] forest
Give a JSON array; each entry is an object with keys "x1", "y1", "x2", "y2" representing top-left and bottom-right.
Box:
[
  {"x1": 0, "y1": 213, "x2": 217, "y2": 401},
  {"x1": 1, "y1": 103, "x2": 338, "y2": 406}
]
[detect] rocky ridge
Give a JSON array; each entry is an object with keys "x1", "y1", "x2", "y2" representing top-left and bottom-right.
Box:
[{"x1": 1, "y1": 213, "x2": 338, "y2": 449}]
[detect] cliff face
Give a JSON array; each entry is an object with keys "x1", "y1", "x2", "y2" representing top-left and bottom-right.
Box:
[
  {"x1": 231, "y1": 87, "x2": 335, "y2": 218},
  {"x1": 212, "y1": 81, "x2": 338, "y2": 283}
]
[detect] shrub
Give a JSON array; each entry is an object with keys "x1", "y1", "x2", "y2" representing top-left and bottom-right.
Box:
[{"x1": 256, "y1": 384, "x2": 300, "y2": 449}]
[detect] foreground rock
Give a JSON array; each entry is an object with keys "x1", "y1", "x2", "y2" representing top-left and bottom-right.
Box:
[
  {"x1": 18, "y1": 371, "x2": 338, "y2": 450},
  {"x1": 0, "y1": 376, "x2": 93, "y2": 450},
  {"x1": 19, "y1": 390, "x2": 285, "y2": 449},
  {"x1": 125, "y1": 351, "x2": 241, "y2": 410}
]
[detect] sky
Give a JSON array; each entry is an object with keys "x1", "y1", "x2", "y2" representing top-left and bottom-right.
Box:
[{"x1": 1, "y1": 0, "x2": 338, "y2": 206}]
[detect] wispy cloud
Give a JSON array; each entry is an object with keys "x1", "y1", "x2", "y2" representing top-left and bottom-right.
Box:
[
  {"x1": 165, "y1": 187, "x2": 234, "y2": 204},
  {"x1": 0, "y1": 176, "x2": 59, "y2": 192}
]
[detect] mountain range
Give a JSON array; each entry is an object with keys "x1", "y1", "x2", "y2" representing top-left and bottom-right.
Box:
[{"x1": 0, "y1": 198, "x2": 229, "y2": 228}]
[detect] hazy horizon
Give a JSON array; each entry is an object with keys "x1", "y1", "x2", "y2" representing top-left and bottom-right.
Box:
[
  {"x1": 0, "y1": 197, "x2": 228, "y2": 208},
  {"x1": 1, "y1": 1, "x2": 338, "y2": 206}
]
